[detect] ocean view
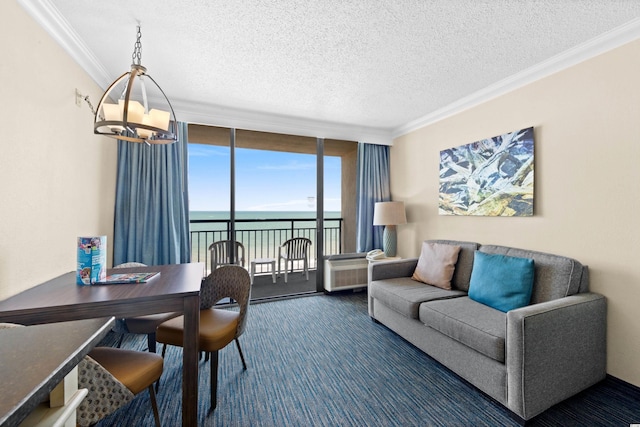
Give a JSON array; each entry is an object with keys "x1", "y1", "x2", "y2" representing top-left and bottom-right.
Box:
[
  {"x1": 190, "y1": 210, "x2": 341, "y2": 223},
  {"x1": 189, "y1": 211, "x2": 343, "y2": 270}
]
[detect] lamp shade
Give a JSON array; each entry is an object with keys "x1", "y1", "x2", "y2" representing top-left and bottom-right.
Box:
[{"x1": 373, "y1": 201, "x2": 407, "y2": 226}]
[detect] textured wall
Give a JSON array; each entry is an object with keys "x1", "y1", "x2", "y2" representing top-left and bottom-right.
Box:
[{"x1": 391, "y1": 39, "x2": 640, "y2": 387}]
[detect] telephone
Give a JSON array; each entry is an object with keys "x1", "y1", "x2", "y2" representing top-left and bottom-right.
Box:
[{"x1": 366, "y1": 249, "x2": 386, "y2": 261}]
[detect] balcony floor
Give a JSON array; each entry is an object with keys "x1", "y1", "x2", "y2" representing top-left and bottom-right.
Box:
[{"x1": 250, "y1": 269, "x2": 319, "y2": 300}]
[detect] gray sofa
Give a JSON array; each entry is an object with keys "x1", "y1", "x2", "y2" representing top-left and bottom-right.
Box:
[{"x1": 368, "y1": 239, "x2": 607, "y2": 421}]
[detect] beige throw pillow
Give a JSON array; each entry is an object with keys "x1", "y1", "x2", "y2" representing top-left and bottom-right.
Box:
[{"x1": 412, "y1": 242, "x2": 461, "y2": 290}]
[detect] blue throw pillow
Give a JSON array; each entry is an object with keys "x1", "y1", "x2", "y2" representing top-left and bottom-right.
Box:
[{"x1": 468, "y1": 251, "x2": 535, "y2": 312}]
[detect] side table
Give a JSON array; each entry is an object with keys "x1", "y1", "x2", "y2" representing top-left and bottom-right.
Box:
[{"x1": 250, "y1": 258, "x2": 276, "y2": 285}]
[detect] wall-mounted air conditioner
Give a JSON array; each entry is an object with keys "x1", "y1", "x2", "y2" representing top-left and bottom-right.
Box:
[{"x1": 324, "y1": 253, "x2": 369, "y2": 292}]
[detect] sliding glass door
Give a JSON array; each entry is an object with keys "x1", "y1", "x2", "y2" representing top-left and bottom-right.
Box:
[
  {"x1": 187, "y1": 125, "x2": 357, "y2": 299},
  {"x1": 236, "y1": 133, "x2": 318, "y2": 298},
  {"x1": 187, "y1": 127, "x2": 231, "y2": 275}
]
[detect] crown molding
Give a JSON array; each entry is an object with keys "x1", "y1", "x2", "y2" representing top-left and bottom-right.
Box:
[
  {"x1": 392, "y1": 17, "x2": 640, "y2": 139},
  {"x1": 17, "y1": 0, "x2": 112, "y2": 88},
  {"x1": 172, "y1": 98, "x2": 394, "y2": 145}
]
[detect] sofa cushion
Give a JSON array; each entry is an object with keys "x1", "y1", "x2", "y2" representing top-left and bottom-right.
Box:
[
  {"x1": 369, "y1": 277, "x2": 465, "y2": 319},
  {"x1": 412, "y1": 242, "x2": 461, "y2": 289},
  {"x1": 419, "y1": 297, "x2": 506, "y2": 363},
  {"x1": 468, "y1": 251, "x2": 535, "y2": 312},
  {"x1": 424, "y1": 240, "x2": 479, "y2": 292},
  {"x1": 480, "y1": 245, "x2": 584, "y2": 303}
]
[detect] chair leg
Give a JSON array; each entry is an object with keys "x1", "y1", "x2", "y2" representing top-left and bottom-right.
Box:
[
  {"x1": 284, "y1": 261, "x2": 288, "y2": 283},
  {"x1": 210, "y1": 351, "x2": 219, "y2": 411},
  {"x1": 148, "y1": 385, "x2": 161, "y2": 427},
  {"x1": 156, "y1": 344, "x2": 168, "y2": 393},
  {"x1": 235, "y1": 337, "x2": 247, "y2": 370},
  {"x1": 147, "y1": 333, "x2": 157, "y2": 353},
  {"x1": 270, "y1": 261, "x2": 276, "y2": 283},
  {"x1": 116, "y1": 333, "x2": 125, "y2": 348}
]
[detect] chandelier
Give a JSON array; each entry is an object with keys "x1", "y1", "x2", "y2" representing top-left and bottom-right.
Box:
[{"x1": 94, "y1": 26, "x2": 177, "y2": 144}]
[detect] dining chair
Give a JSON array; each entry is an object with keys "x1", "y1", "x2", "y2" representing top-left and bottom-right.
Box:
[
  {"x1": 112, "y1": 262, "x2": 181, "y2": 353},
  {"x1": 278, "y1": 237, "x2": 312, "y2": 282},
  {"x1": 208, "y1": 240, "x2": 246, "y2": 271},
  {"x1": 0, "y1": 323, "x2": 162, "y2": 426},
  {"x1": 78, "y1": 347, "x2": 164, "y2": 427},
  {"x1": 156, "y1": 265, "x2": 251, "y2": 411}
]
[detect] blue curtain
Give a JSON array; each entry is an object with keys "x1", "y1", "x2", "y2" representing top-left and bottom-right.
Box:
[
  {"x1": 113, "y1": 122, "x2": 191, "y2": 265},
  {"x1": 356, "y1": 142, "x2": 391, "y2": 253}
]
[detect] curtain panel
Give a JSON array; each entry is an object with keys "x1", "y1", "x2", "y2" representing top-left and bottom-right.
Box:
[
  {"x1": 356, "y1": 142, "x2": 391, "y2": 253},
  {"x1": 113, "y1": 122, "x2": 191, "y2": 266}
]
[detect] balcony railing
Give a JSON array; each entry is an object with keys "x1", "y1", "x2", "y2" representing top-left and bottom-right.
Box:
[{"x1": 190, "y1": 217, "x2": 343, "y2": 275}]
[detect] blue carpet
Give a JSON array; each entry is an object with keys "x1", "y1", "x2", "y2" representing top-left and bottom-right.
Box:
[{"x1": 96, "y1": 292, "x2": 640, "y2": 426}]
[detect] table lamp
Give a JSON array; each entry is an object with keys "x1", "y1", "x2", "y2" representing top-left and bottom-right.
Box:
[{"x1": 373, "y1": 201, "x2": 407, "y2": 257}]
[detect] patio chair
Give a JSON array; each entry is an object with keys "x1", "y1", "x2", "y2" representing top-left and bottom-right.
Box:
[
  {"x1": 278, "y1": 237, "x2": 312, "y2": 283},
  {"x1": 209, "y1": 240, "x2": 246, "y2": 271}
]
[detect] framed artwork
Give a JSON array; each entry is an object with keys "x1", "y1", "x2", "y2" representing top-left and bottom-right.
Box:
[{"x1": 439, "y1": 127, "x2": 534, "y2": 216}]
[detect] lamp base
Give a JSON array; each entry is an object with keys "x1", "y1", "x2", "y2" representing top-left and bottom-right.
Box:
[{"x1": 383, "y1": 225, "x2": 397, "y2": 257}]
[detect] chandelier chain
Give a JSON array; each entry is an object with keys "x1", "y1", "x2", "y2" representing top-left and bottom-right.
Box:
[
  {"x1": 83, "y1": 95, "x2": 97, "y2": 116},
  {"x1": 131, "y1": 25, "x2": 142, "y2": 65}
]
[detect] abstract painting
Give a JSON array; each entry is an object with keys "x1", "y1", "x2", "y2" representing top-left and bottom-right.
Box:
[{"x1": 439, "y1": 127, "x2": 534, "y2": 216}]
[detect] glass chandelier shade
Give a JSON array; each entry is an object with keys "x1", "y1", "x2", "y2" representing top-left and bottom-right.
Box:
[{"x1": 94, "y1": 27, "x2": 177, "y2": 144}]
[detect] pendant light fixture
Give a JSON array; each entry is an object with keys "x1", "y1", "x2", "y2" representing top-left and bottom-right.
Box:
[{"x1": 94, "y1": 25, "x2": 177, "y2": 144}]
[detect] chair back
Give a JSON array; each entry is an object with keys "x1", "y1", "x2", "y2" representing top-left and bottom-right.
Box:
[
  {"x1": 114, "y1": 262, "x2": 147, "y2": 268},
  {"x1": 281, "y1": 237, "x2": 312, "y2": 260},
  {"x1": 200, "y1": 265, "x2": 251, "y2": 336},
  {"x1": 0, "y1": 323, "x2": 22, "y2": 330},
  {"x1": 208, "y1": 240, "x2": 245, "y2": 270},
  {"x1": 77, "y1": 356, "x2": 134, "y2": 426}
]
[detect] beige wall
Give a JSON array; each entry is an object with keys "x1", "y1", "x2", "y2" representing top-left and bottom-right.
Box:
[
  {"x1": 0, "y1": 2, "x2": 117, "y2": 300},
  {"x1": 391, "y1": 39, "x2": 640, "y2": 386}
]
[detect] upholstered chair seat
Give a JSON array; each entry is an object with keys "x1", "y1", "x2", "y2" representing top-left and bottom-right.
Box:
[
  {"x1": 83, "y1": 347, "x2": 164, "y2": 426},
  {"x1": 158, "y1": 309, "x2": 239, "y2": 350},
  {"x1": 89, "y1": 347, "x2": 164, "y2": 395}
]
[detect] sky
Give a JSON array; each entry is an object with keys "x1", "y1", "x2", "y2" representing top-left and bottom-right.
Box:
[{"x1": 188, "y1": 144, "x2": 342, "y2": 212}]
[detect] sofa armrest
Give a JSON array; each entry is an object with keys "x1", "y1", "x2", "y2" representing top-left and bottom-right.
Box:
[
  {"x1": 368, "y1": 258, "x2": 418, "y2": 283},
  {"x1": 505, "y1": 293, "x2": 606, "y2": 420}
]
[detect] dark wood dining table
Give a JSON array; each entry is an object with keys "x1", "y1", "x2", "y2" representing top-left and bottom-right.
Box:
[{"x1": 0, "y1": 263, "x2": 204, "y2": 427}]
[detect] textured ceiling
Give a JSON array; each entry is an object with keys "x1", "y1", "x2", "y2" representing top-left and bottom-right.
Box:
[{"x1": 20, "y1": 0, "x2": 640, "y2": 143}]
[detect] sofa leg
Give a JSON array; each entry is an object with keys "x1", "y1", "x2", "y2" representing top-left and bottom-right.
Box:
[{"x1": 504, "y1": 408, "x2": 528, "y2": 426}]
